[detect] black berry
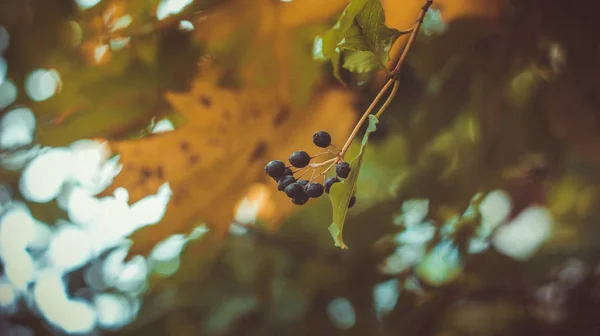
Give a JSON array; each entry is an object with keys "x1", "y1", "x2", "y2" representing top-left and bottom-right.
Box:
[
  {"x1": 324, "y1": 177, "x2": 340, "y2": 193},
  {"x1": 289, "y1": 150, "x2": 311, "y2": 168},
  {"x1": 305, "y1": 182, "x2": 324, "y2": 198},
  {"x1": 336, "y1": 162, "x2": 351, "y2": 178},
  {"x1": 348, "y1": 195, "x2": 356, "y2": 208},
  {"x1": 297, "y1": 179, "x2": 309, "y2": 187},
  {"x1": 292, "y1": 193, "x2": 309, "y2": 205},
  {"x1": 277, "y1": 175, "x2": 296, "y2": 191},
  {"x1": 273, "y1": 167, "x2": 294, "y2": 182},
  {"x1": 265, "y1": 160, "x2": 286, "y2": 178},
  {"x1": 285, "y1": 183, "x2": 305, "y2": 199},
  {"x1": 312, "y1": 131, "x2": 331, "y2": 148}
]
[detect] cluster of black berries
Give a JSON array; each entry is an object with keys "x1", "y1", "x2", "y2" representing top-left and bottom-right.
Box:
[{"x1": 264, "y1": 131, "x2": 356, "y2": 208}]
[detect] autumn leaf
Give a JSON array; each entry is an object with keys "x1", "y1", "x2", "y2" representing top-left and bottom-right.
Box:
[
  {"x1": 318, "y1": 0, "x2": 403, "y2": 82},
  {"x1": 103, "y1": 71, "x2": 355, "y2": 256},
  {"x1": 328, "y1": 115, "x2": 379, "y2": 249},
  {"x1": 74, "y1": 0, "x2": 358, "y2": 258}
]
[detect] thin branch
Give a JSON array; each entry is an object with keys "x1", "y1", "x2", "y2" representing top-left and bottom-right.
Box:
[
  {"x1": 391, "y1": 0, "x2": 433, "y2": 76},
  {"x1": 338, "y1": 0, "x2": 433, "y2": 158},
  {"x1": 309, "y1": 157, "x2": 337, "y2": 168},
  {"x1": 375, "y1": 80, "x2": 399, "y2": 118},
  {"x1": 339, "y1": 77, "x2": 394, "y2": 157}
]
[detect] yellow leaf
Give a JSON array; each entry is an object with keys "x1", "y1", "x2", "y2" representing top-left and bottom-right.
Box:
[
  {"x1": 97, "y1": 0, "x2": 358, "y2": 257},
  {"x1": 103, "y1": 72, "x2": 355, "y2": 256}
]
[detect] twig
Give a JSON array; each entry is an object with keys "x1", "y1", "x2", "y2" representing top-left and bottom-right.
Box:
[
  {"x1": 339, "y1": 78, "x2": 394, "y2": 157},
  {"x1": 391, "y1": 0, "x2": 433, "y2": 76},
  {"x1": 295, "y1": 168, "x2": 310, "y2": 180},
  {"x1": 375, "y1": 80, "x2": 399, "y2": 118},
  {"x1": 308, "y1": 157, "x2": 337, "y2": 168},
  {"x1": 338, "y1": 0, "x2": 433, "y2": 158}
]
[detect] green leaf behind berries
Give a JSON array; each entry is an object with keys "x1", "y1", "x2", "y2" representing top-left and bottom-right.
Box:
[
  {"x1": 317, "y1": 0, "x2": 404, "y2": 83},
  {"x1": 328, "y1": 115, "x2": 379, "y2": 249}
]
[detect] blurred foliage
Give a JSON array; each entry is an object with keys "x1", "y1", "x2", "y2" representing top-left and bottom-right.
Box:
[{"x1": 3, "y1": 0, "x2": 600, "y2": 335}]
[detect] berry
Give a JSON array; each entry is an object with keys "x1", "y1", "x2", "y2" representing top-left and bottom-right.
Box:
[
  {"x1": 348, "y1": 195, "x2": 356, "y2": 208},
  {"x1": 273, "y1": 167, "x2": 294, "y2": 182},
  {"x1": 292, "y1": 193, "x2": 309, "y2": 205},
  {"x1": 297, "y1": 179, "x2": 309, "y2": 187},
  {"x1": 289, "y1": 150, "x2": 311, "y2": 168},
  {"x1": 324, "y1": 177, "x2": 340, "y2": 193},
  {"x1": 312, "y1": 131, "x2": 331, "y2": 148},
  {"x1": 277, "y1": 175, "x2": 296, "y2": 191},
  {"x1": 305, "y1": 182, "x2": 324, "y2": 198},
  {"x1": 336, "y1": 162, "x2": 351, "y2": 178},
  {"x1": 265, "y1": 160, "x2": 286, "y2": 178},
  {"x1": 285, "y1": 183, "x2": 305, "y2": 199}
]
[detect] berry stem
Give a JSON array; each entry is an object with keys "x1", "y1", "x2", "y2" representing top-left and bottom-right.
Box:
[
  {"x1": 309, "y1": 157, "x2": 337, "y2": 168},
  {"x1": 320, "y1": 161, "x2": 337, "y2": 177},
  {"x1": 338, "y1": 0, "x2": 433, "y2": 158},
  {"x1": 311, "y1": 151, "x2": 334, "y2": 159},
  {"x1": 309, "y1": 162, "x2": 336, "y2": 184},
  {"x1": 295, "y1": 168, "x2": 310, "y2": 180}
]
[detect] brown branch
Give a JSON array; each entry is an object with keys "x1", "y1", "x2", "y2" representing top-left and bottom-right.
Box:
[{"x1": 338, "y1": 0, "x2": 434, "y2": 158}]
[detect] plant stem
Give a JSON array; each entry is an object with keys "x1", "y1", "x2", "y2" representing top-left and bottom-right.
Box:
[
  {"x1": 339, "y1": 77, "x2": 394, "y2": 157},
  {"x1": 338, "y1": 0, "x2": 433, "y2": 158},
  {"x1": 295, "y1": 169, "x2": 310, "y2": 180},
  {"x1": 319, "y1": 161, "x2": 337, "y2": 177},
  {"x1": 311, "y1": 151, "x2": 333, "y2": 159},
  {"x1": 309, "y1": 157, "x2": 337, "y2": 168},
  {"x1": 375, "y1": 80, "x2": 399, "y2": 118},
  {"x1": 391, "y1": 0, "x2": 433, "y2": 76}
]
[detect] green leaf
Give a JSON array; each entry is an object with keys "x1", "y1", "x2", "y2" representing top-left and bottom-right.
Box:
[
  {"x1": 328, "y1": 115, "x2": 379, "y2": 249},
  {"x1": 317, "y1": 0, "x2": 402, "y2": 83},
  {"x1": 343, "y1": 50, "x2": 385, "y2": 73}
]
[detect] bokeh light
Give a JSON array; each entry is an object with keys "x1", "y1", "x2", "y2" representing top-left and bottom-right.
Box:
[
  {"x1": 156, "y1": 0, "x2": 193, "y2": 20},
  {"x1": 75, "y1": 0, "x2": 102, "y2": 10},
  {"x1": 0, "y1": 78, "x2": 17, "y2": 109},
  {"x1": 0, "y1": 107, "x2": 36, "y2": 150},
  {"x1": 373, "y1": 279, "x2": 400, "y2": 318},
  {"x1": 178, "y1": 20, "x2": 195, "y2": 31},
  {"x1": 327, "y1": 297, "x2": 356, "y2": 330},
  {"x1": 24, "y1": 69, "x2": 62, "y2": 102},
  {"x1": 493, "y1": 206, "x2": 553, "y2": 261}
]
